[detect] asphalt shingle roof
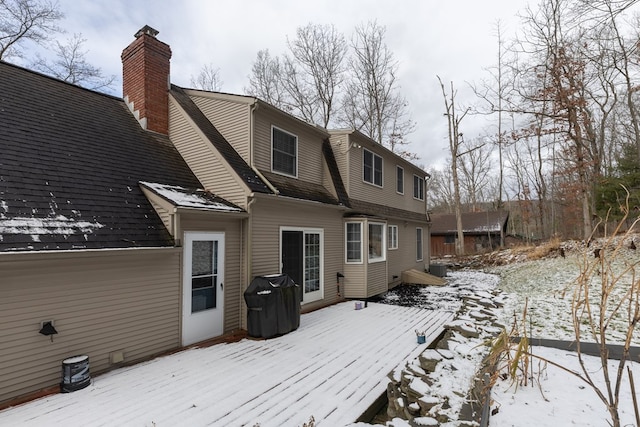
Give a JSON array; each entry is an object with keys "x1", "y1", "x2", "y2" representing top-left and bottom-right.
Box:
[
  {"x1": 430, "y1": 211, "x2": 509, "y2": 235},
  {"x1": 0, "y1": 61, "x2": 204, "y2": 252}
]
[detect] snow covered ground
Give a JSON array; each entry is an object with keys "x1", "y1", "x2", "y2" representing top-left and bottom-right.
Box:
[
  {"x1": 0, "y1": 302, "x2": 453, "y2": 427},
  {"x1": 3, "y1": 245, "x2": 638, "y2": 427},
  {"x1": 372, "y1": 247, "x2": 640, "y2": 427},
  {"x1": 490, "y1": 346, "x2": 640, "y2": 427}
]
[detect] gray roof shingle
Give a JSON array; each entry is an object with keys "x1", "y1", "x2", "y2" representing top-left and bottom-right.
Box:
[
  {"x1": 430, "y1": 211, "x2": 509, "y2": 235},
  {"x1": 0, "y1": 61, "x2": 205, "y2": 252}
]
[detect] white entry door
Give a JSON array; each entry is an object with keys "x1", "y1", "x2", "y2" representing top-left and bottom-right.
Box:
[{"x1": 182, "y1": 232, "x2": 225, "y2": 346}]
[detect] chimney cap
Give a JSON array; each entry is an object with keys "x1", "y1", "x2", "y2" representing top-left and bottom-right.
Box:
[{"x1": 135, "y1": 25, "x2": 159, "y2": 39}]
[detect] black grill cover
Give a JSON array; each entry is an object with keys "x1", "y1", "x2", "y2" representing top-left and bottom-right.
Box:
[{"x1": 244, "y1": 274, "x2": 301, "y2": 338}]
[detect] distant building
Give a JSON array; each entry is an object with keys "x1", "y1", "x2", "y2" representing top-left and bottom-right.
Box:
[{"x1": 430, "y1": 211, "x2": 509, "y2": 256}]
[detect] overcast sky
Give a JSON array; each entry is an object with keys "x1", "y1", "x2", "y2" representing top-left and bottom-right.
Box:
[{"x1": 47, "y1": 0, "x2": 533, "y2": 169}]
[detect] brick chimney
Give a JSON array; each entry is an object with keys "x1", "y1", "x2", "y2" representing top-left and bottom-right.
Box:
[{"x1": 121, "y1": 25, "x2": 172, "y2": 134}]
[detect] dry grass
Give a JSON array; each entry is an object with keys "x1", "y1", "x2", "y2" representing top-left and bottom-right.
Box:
[{"x1": 528, "y1": 237, "x2": 562, "y2": 260}]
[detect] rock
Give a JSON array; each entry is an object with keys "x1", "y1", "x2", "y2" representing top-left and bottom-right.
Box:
[
  {"x1": 417, "y1": 395, "x2": 439, "y2": 413},
  {"x1": 408, "y1": 402, "x2": 421, "y2": 415},
  {"x1": 446, "y1": 320, "x2": 480, "y2": 339},
  {"x1": 401, "y1": 372, "x2": 415, "y2": 389},
  {"x1": 410, "y1": 416, "x2": 439, "y2": 426},
  {"x1": 406, "y1": 361, "x2": 426, "y2": 377},
  {"x1": 436, "y1": 349, "x2": 455, "y2": 360},
  {"x1": 419, "y1": 349, "x2": 443, "y2": 372}
]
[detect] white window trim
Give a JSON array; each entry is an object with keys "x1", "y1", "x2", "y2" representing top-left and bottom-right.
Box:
[
  {"x1": 363, "y1": 148, "x2": 383, "y2": 188},
  {"x1": 388, "y1": 224, "x2": 398, "y2": 250},
  {"x1": 413, "y1": 174, "x2": 425, "y2": 201},
  {"x1": 396, "y1": 166, "x2": 404, "y2": 194},
  {"x1": 345, "y1": 221, "x2": 363, "y2": 264},
  {"x1": 271, "y1": 125, "x2": 298, "y2": 178},
  {"x1": 416, "y1": 227, "x2": 424, "y2": 262},
  {"x1": 280, "y1": 226, "x2": 324, "y2": 304},
  {"x1": 368, "y1": 221, "x2": 386, "y2": 263}
]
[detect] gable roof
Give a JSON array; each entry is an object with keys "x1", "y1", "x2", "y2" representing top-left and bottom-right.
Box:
[
  {"x1": 172, "y1": 86, "x2": 350, "y2": 207},
  {"x1": 0, "y1": 61, "x2": 206, "y2": 252},
  {"x1": 430, "y1": 211, "x2": 509, "y2": 235},
  {"x1": 169, "y1": 85, "x2": 272, "y2": 194},
  {"x1": 140, "y1": 182, "x2": 244, "y2": 212}
]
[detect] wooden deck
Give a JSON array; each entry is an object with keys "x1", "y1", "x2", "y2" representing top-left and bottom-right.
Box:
[{"x1": 0, "y1": 302, "x2": 454, "y2": 427}]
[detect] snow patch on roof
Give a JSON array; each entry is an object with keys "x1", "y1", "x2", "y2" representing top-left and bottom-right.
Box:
[
  {"x1": 0, "y1": 216, "x2": 105, "y2": 239},
  {"x1": 140, "y1": 182, "x2": 242, "y2": 212}
]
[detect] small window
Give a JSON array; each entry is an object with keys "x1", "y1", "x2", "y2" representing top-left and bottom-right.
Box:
[
  {"x1": 191, "y1": 240, "x2": 218, "y2": 312},
  {"x1": 388, "y1": 225, "x2": 398, "y2": 250},
  {"x1": 346, "y1": 222, "x2": 362, "y2": 263},
  {"x1": 272, "y1": 126, "x2": 297, "y2": 177},
  {"x1": 368, "y1": 222, "x2": 386, "y2": 262},
  {"x1": 416, "y1": 227, "x2": 423, "y2": 261},
  {"x1": 413, "y1": 175, "x2": 424, "y2": 200},
  {"x1": 396, "y1": 166, "x2": 404, "y2": 194},
  {"x1": 444, "y1": 235, "x2": 455, "y2": 244},
  {"x1": 363, "y1": 149, "x2": 383, "y2": 187}
]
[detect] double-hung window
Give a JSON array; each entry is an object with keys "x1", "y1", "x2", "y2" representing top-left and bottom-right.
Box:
[
  {"x1": 388, "y1": 225, "x2": 398, "y2": 250},
  {"x1": 396, "y1": 166, "x2": 404, "y2": 194},
  {"x1": 363, "y1": 149, "x2": 383, "y2": 187},
  {"x1": 413, "y1": 174, "x2": 424, "y2": 200},
  {"x1": 272, "y1": 126, "x2": 297, "y2": 177},
  {"x1": 346, "y1": 222, "x2": 362, "y2": 263}
]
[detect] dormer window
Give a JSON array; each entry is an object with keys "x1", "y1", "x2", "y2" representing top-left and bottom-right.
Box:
[
  {"x1": 272, "y1": 126, "x2": 297, "y2": 177},
  {"x1": 363, "y1": 148, "x2": 383, "y2": 187}
]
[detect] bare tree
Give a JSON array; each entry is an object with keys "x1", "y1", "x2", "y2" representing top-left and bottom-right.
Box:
[
  {"x1": 31, "y1": 33, "x2": 115, "y2": 91},
  {"x1": 0, "y1": 0, "x2": 62, "y2": 60},
  {"x1": 427, "y1": 165, "x2": 456, "y2": 213},
  {"x1": 245, "y1": 49, "x2": 287, "y2": 106},
  {"x1": 286, "y1": 23, "x2": 348, "y2": 127},
  {"x1": 511, "y1": 0, "x2": 603, "y2": 239},
  {"x1": 341, "y1": 21, "x2": 416, "y2": 157},
  {"x1": 247, "y1": 24, "x2": 347, "y2": 128},
  {"x1": 438, "y1": 76, "x2": 469, "y2": 256},
  {"x1": 458, "y1": 138, "x2": 494, "y2": 212},
  {"x1": 190, "y1": 63, "x2": 222, "y2": 91}
]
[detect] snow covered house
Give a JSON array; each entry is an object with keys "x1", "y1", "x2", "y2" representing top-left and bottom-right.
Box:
[
  {"x1": 0, "y1": 25, "x2": 431, "y2": 406},
  {"x1": 430, "y1": 210, "x2": 509, "y2": 256}
]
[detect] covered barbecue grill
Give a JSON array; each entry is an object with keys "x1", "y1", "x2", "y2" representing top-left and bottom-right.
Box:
[{"x1": 244, "y1": 274, "x2": 301, "y2": 339}]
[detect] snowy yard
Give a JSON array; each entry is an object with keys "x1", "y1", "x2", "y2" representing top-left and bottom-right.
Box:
[
  {"x1": 0, "y1": 301, "x2": 454, "y2": 427},
  {"x1": 490, "y1": 346, "x2": 640, "y2": 427},
  {"x1": 369, "y1": 239, "x2": 640, "y2": 427},
  {"x1": 487, "y1": 238, "x2": 640, "y2": 427},
  {"x1": 3, "y1": 241, "x2": 639, "y2": 427}
]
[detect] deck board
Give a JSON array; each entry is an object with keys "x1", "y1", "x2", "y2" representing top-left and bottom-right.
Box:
[{"x1": 0, "y1": 302, "x2": 454, "y2": 427}]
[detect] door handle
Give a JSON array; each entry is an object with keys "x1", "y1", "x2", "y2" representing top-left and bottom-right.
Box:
[{"x1": 220, "y1": 283, "x2": 224, "y2": 290}]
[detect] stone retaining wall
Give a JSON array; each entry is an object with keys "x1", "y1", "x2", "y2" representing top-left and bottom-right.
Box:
[{"x1": 384, "y1": 284, "x2": 507, "y2": 426}]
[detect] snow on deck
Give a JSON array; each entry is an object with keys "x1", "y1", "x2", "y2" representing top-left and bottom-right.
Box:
[{"x1": 0, "y1": 302, "x2": 454, "y2": 427}]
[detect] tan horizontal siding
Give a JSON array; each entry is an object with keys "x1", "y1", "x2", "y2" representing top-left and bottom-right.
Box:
[
  {"x1": 191, "y1": 96, "x2": 251, "y2": 162},
  {"x1": 253, "y1": 109, "x2": 326, "y2": 185},
  {"x1": 169, "y1": 99, "x2": 247, "y2": 208},
  {"x1": 342, "y1": 263, "x2": 367, "y2": 299},
  {"x1": 387, "y1": 221, "x2": 428, "y2": 282},
  {"x1": 344, "y1": 134, "x2": 427, "y2": 215},
  {"x1": 0, "y1": 249, "x2": 181, "y2": 405},
  {"x1": 180, "y1": 214, "x2": 244, "y2": 333},
  {"x1": 366, "y1": 261, "x2": 388, "y2": 297},
  {"x1": 150, "y1": 200, "x2": 171, "y2": 230},
  {"x1": 249, "y1": 198, "x2": 343, "y2": 312}
]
